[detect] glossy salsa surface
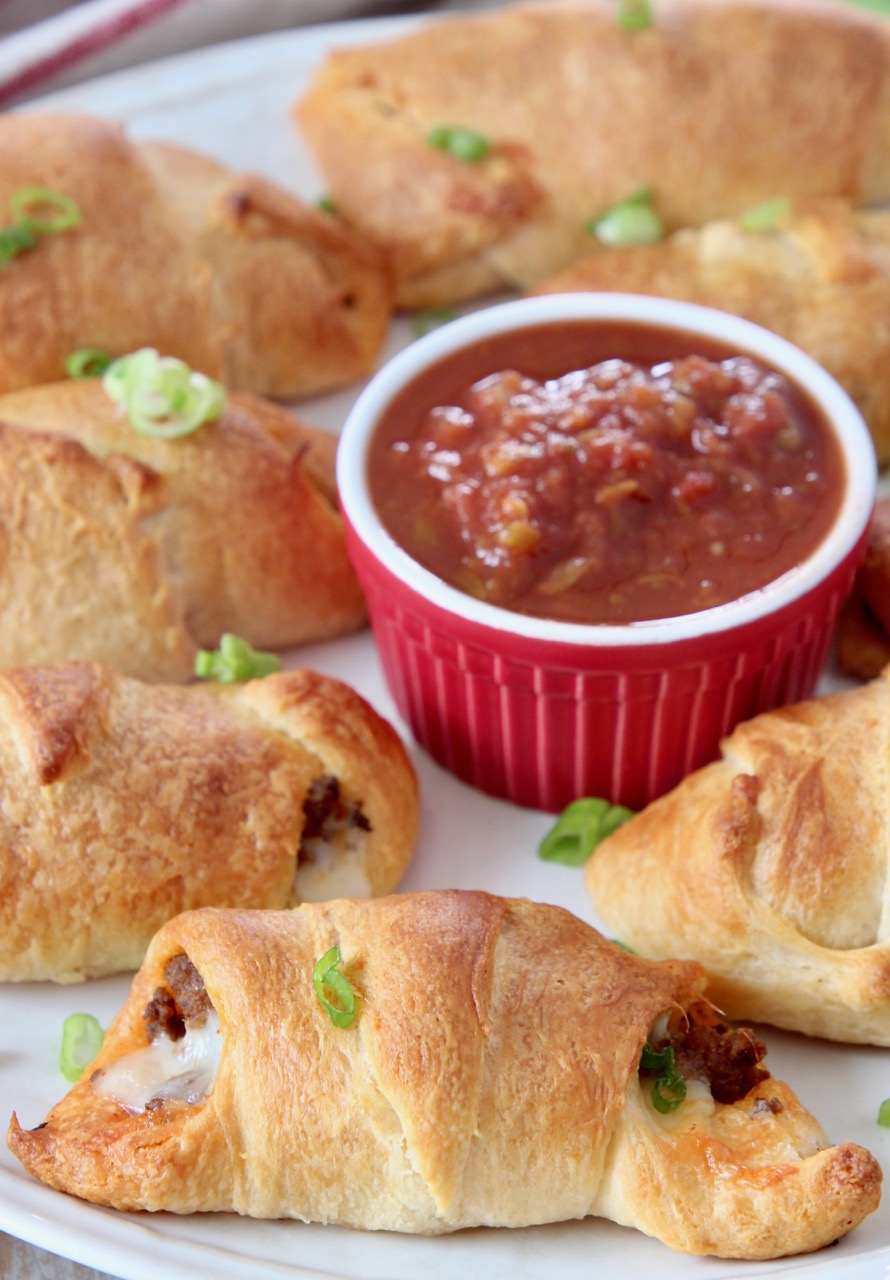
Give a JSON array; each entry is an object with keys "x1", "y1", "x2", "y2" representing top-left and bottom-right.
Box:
[{"x1": 368, "y1": 321, "x2": 846, "y2": 625}]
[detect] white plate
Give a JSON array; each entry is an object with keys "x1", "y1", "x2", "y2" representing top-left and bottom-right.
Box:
[{"x1": 1, "y1": 15, "x2": 889, "y2": 1280}]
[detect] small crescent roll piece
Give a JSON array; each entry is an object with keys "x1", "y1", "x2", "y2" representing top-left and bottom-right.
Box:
[
  {"x1": 834, "y1": 584, "x2": 890, "y2": 681},
  {"x1": 835, "y1": 497, "x2": 890, "y2": 678},
  {"x1": 0, "y1": 663, "x2": 418, "y2": 983},
  {"x1": 295, "y1": 0, "x2": 890, "y2": 307},
  {"x1": 7, "y1": 892, "x2": 882, "y2": 1258},
  {"x1": 0, "y1": 379, "x2": 365, "y2": 680},
  {"x1": 533, "y1": 200, "x2": 890, "y2": 463},
  {"x1": 586, "y1": 672, "x2": 890, "y2": 1044},
  {"x1": 0, "y1": 112, "x2": 392, "y2": 399},
  {"x1": 857, "y1": 496, "x2": 890, "y2": 637}
]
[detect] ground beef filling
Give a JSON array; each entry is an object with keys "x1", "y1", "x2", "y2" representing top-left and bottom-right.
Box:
[
  {"x1": 647, "y1": 999, "x2": 770, "y2": 1105},
  {"x1": 300, "y1": 775, "x2": 372, "y2": 853},
  {"x1": 143, "y1": 954, "x2": 212, "y2": 1043}
]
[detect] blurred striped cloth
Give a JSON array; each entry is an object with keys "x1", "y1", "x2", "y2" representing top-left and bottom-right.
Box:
[{"x1": 0, "y1": 0, "x2": 435, "y2": 106}]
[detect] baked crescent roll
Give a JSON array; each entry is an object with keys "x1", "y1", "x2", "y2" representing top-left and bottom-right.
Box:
[
  {"x1": 533, "y1": 200, "x2": 890, "y2": 463},
  {"x1": 0, "y1": 378, "x2": 365, "y2": 681},
  {"x1": 836, "y1": 497, "x2": 890, "y2": 678},
  {"x1": 586, "y1": 672, "x2": 890, "y2": 1045},
  {"x1": 0, "y1": 112, "x2": 391, "y2": 398},
  {"x1": 8, "y1": 892, "x2": 880, "y2": 1257},
  {"x1": 835, "y1": 584, "x2": 890, "y2": 681},
  {"x1": 0, "y1": 662, "x2": 418, "y2": 983},
  {"x1": 295, "y1": 0, "x2": 890, "y2": 307}
]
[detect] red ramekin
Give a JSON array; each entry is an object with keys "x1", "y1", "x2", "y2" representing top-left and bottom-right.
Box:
[{"x1": 337, "y1": 294, "x2": 877, "y2": 813}]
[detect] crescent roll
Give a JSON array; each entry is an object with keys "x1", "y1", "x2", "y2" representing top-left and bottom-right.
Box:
[
  {"x1": 586, "y1": 671, "x2": 890, "y2": 1045},
  {"x1": 0, "y1": 378, "x2": 365, "y2": 681},
  {"x1": 0, "y1": 662, "x2": 418, "y2": 983},
  {"x1": 0, "y1": 112, "x2": 391, "y2": 398},
  {"x1": 836, "y1": 497, "x2": 890, "y2": 678},
  {"x1": 8, "y1": 892, "x2": 881, "y2": 1257},
  {"x1": 533, "y1": 200, "x2": 890, "y2": 463},
  {"x1": 295, "y1": 0, "x2": 890, "y2": 307}
]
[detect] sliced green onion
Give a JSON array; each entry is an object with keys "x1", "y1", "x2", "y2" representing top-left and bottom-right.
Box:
[
  {"x1": 312, "y1": 946, "x2": 356, "y2": 1028},
  {"x1": 0, "y1": 222, "x2": 35, "y2": 267},
  {"x1": 879, "y1": 1098, "x2": 890, "y2": 1128},
  {"x1": 60, "y1": 1013, "x2": 104, "y2": 1083},
  {"x1": 538, "y1": 797, "x2": 635, "y2": 866},
  {"x1": 737, "y1": 196, "x2": 791, "y2": 234},
  {"x1": 0, "y1": 187, "x2": 81, "y2": 272},
  {"x1": 427, "y1": 124, "x2": 492, "y2": 163},
  {"x1": 413, "y1": 306, "x2": 457, "y2": 338},
  {"x1": 102, "y1": 347, "x2": 226, "y2": 438},
  {"x1": 65, "y1": 348, "x2": 113, "y2": 379},
  {"x1": 616, "y1": 0, "x2": 653, "y2": 29},
  {"x1": 194, "y1": 633, "x2": 281, "y2": 683},
  {"x1": 10, "y1": 187, "x2": 81, "y2": 234},
  {"x1": 640, "y1": 1042, "x2": 687, "y2": 1113},
  {"x1": 588, "y1": 187, "x2": 664, "y2": 247},
  {"x1": 640, "y1": 1043, "x2": 670, "y2": 1072},
  {"x1": 317, "y1": 194, "x2": 338, "y2": 214}
]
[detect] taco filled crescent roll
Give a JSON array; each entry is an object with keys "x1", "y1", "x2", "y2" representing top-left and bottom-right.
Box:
[
  {"x1": 0, "y1": 663, "x2": 418, "y2": 982},
  {"x1": 9, "y1": 892, "x2": 882, "y2": 1258}
]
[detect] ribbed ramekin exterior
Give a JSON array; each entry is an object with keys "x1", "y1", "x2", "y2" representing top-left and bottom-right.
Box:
[{"x1": 346, "y1": 524, "x2": 863, "y2": 812}]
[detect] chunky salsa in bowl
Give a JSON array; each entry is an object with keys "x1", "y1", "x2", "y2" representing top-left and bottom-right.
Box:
[
  {"x1": 337, "y1": 295, "x2": 876, "y2": 811},
  {"x1": 368, "y1": 321, "x2": 844, "y2": 627}
]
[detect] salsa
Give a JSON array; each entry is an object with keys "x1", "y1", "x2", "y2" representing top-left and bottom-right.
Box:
[{"x1": 368, "y1": 321, "x2": 846, "y2": 625}]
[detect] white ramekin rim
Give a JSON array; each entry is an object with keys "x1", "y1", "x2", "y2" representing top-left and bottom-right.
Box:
[{"x1": 337, "y1": 294, "x2": 877, "y2": 647}]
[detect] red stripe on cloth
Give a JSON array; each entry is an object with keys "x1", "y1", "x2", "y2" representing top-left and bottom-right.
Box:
[{"x1": 0, "y1": 0, "x2": 194, "y2": 105}]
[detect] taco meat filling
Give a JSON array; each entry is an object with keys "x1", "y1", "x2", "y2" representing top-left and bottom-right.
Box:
[
  {"x1": 646, "y1": 998, "x2": 770, "y2": 1105},
  {"x1": 144, "y1": 953, "x2": 212, "y2": 1042},
  {"x1": 300, "y1": 775, "x2": 372, "y2": 854}
]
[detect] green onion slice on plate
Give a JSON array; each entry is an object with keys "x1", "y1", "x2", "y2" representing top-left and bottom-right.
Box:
[
  {"x1": 427, "y1": 124, "x2": 492, "y2": 163},
  {"x1": 60, "y1": 1013, "x2": 104, "y2": 1083},
  {"x1": 194, "y1": 633, "x2": 281, "y2": 684},
  {"x1": 588, "y1": 187, "x2": 664, "y2": 246},
  {"x1": 878, "y1": 1098, "x2": 890, "y2": 1128},
  {"x1": 538, "y1": 797, "x2": 635, "y2": 866},
  {"x1": 102, "y1": 347, "x2": 226, "y2": 439},
  {"x1": 313, "y1": 946, "x2": 356, "y2": 1029}
]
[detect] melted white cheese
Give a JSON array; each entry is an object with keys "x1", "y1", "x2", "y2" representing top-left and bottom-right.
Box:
[
  {"x1": 93, "y1": 1011, "x2": 222, "y2": 1114},
  {"x1": 297, "y1": 825, "x2": 371, "y2": 902},
  {"x1": 644, "y1": 1077, "x2": 716, "y2": 1132}
]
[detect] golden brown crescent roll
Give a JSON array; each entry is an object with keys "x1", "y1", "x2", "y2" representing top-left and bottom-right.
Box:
[
  {"x1": 8, "y1": 892, "x2": 881, "y2": 1257},
  {"x1": 856, "y1": 496, "x2": 890, "y2": 639},
  {"x1": 295, "y1": 0, "x2": 890, "y2": 307},
  {"x1": 0, "y1": 662, "x2": 418, "y2": 983},
  {"x1": 0, "y1": 378, "x2": 366, "y2": 681},
  {"x1": 835, "y1": 584, "x2": 890, "y2": 681},
  {"x1": 836, "y1": 497, "x2": 890, "y2": 678},
  {"x1": 533, "y1": 200, "x2": 890, "y2": 462},
  {"x1": 587, "y1": 672, "x2": 890, "y2": 1045},
  {"x1": 0, "y1": 111, "x2": 391, "y2": 398}
]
